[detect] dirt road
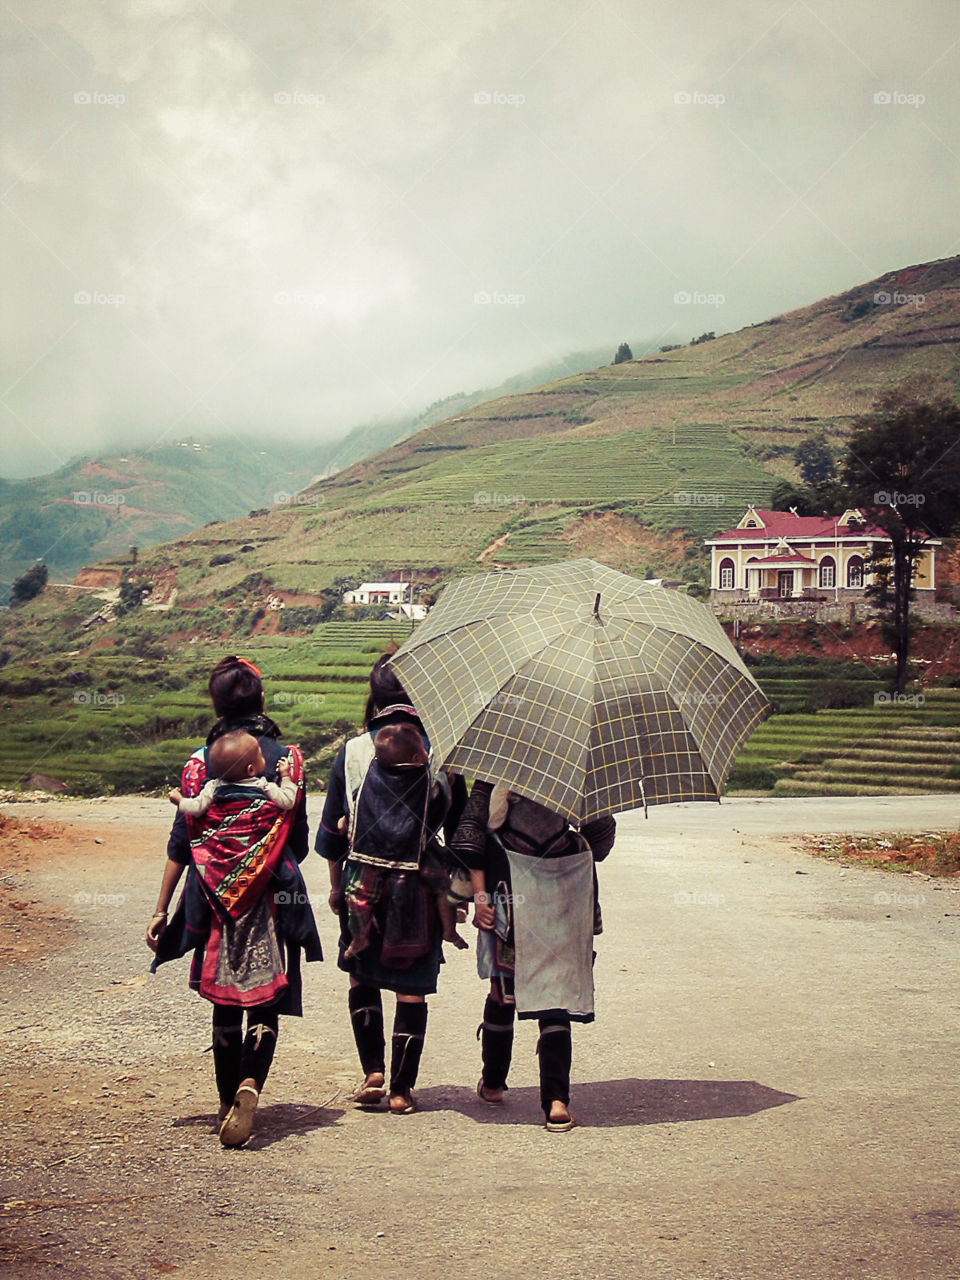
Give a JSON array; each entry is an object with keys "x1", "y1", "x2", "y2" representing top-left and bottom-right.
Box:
[{"x1": 1, "y1": 794, "x2": 958, "y2": 1280}]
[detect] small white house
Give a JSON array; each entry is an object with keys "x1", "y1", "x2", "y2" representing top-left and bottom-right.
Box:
[
  {"x1": 343, "y1": 581, "x2": 413, "y2": 606},
  {"x1": 342, "y1": 580, "x2": 427, "y2": 618}
]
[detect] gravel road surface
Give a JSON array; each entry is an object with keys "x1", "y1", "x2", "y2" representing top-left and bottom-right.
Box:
[{"x1": 1, "y1": 793, "x2": 957, "y2": 1280}]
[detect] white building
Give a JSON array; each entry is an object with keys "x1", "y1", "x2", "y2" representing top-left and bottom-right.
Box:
[{"x1": 343, "y1": 581, "x2": 413, "y2": 606}]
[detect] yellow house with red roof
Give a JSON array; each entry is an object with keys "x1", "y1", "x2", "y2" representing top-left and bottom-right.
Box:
[{"x1": 705, "y1": 506, "x2": 938, "y2": 604}]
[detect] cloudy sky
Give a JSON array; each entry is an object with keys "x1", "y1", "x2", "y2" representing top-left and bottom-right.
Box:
[{"x1": 2, "y1": 0, "x2": 958, "y2": 477}]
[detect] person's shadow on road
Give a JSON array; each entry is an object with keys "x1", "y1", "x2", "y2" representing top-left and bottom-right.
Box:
[
  {"x1": 416, "y1": 1078, "x2": 800, "y2": 1127},
  {"x1": 173, "y1": 1100, "x2": 347, "y2": 1149}
]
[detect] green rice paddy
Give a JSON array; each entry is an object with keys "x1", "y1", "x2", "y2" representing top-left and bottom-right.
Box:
[{"x1": 2, "y1": 624, "x2": 958, "y2": 801}]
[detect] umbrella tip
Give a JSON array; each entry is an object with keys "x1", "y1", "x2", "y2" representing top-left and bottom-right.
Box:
[{"x1": 593, "y1": 592, "x2": 601, "y2": 619}]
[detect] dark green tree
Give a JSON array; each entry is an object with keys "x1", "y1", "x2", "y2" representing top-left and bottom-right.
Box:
[
  {"x1": 795, "y1": 430, "x2": 837, "y2": 488},
  {"x1": 842, "y1": 389, "x2": 960, "y2": 693},
  {"x1": 770, "y1": 479, "x2": 815, "y2": 514},
  {"x1": 612, "y1": 342, "x2": 633, "y2": 365},
  {"x1": 320, "y1": 574, "x2": 360, "y2": 621},
  {"x1": 115, "y1": 577, "x2": 151, "y2": 616},
  {"x1": 10, "y1": 560, "x2": 48, "y2": 605}
]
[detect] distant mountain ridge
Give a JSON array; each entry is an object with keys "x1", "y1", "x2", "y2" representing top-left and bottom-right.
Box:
[
  {"x1": 0, "y1": 345, "x2": 617, "y2": 598},
  {"x1": 83, "y1": 252, "x2": 958, "y2": 621},
  {"x1": 317, "y1": 344, "x2": 624, "y2": 475},
  {"x1": 0, "y1": 439, "x2": 335, "y2": 598}
]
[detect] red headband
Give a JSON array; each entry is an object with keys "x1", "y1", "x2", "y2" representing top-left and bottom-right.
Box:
[{"x1": 223, "y1": 655, "x2": 262, "y2": 678}]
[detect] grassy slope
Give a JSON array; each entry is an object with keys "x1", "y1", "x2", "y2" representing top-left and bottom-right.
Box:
[
  {"x1": 121, "y1": 254, "x2": 960, "y2": 602},
  {"x1": 0, "y1": 346, "x2": 616, "y2": 597},
  {"x1": 0, "y1": 441, "x2": 337, "y2": 594},
  {"x1": 2, "y1": 255, "x2": 960, "y2": 797},
  {"x1": 0, "y1": 616, "x2": 415, "y2": 794}
]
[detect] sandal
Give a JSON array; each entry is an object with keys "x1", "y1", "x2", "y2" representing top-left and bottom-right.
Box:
[
  {"x1": 219, "y1": 1084, "x2": 259, "y2": 1147},
  {"x1": 544, "y1": 1106, "x2": 575, "y2": 1133},
  {"x1": 388, "y1": 1090, "x2": 417, "y2": 1115},
  {"x1": 351, "y1": 1080, "x2": 386, "y2": 1108},
  {"x1": 476, "y1": 1079, "x2": 504, "y2": 1107}
]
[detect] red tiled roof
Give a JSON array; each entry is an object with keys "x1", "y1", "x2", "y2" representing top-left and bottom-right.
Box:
[
  {"x1": 748, "y1": 551, "x2": 817, "y2": 565},
  {"x1": 706, "y1": 508, "x2": 888, "y2": 543}
]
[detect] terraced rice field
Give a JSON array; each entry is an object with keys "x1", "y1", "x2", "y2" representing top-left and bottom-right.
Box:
[
  {"x1": 0, "y1": 622, "x2": 415, "y2": 795},
  {"x1": 3, "y1": 627, "x2": 959, "y2": 800},
  {"x1": 340, "y1": 422, "x2": 775, "y2": 564},
  {"x1": 727, "y1": 688, "x2": 960, "y2": 796}
]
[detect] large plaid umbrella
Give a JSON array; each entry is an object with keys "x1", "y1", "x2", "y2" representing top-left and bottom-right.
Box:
[{"x1": 388, "y1": 559, "x2": 769, "y2": 824}]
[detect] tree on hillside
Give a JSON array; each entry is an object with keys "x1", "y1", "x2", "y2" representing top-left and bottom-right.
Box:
[
  {"x1": 842, "y1": 389, "x2": 960, "y2": 693},
  {"x1": 777, "y1": 432, "x2": 844, "y2": 515},
  {"x1": 115, "y1": 577, "x2": 152, "y2": 616},
  {"x1": 612, "y1": 342, "x2": 633, "y2": 365},
  {"x1": 320, "y1": 574, "x2": 359, "y2": 622},
  {"x1": 770, "y1": 479, "x2": 815, "y2": 515},
  {"x1": 10, "y1": 560, "x2": 48, "y2": 606},
  {"x1": 795, "y1": 430, "x2": 837, "y2": 489}
]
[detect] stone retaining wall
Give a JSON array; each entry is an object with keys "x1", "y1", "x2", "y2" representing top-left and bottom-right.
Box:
[{"x1": 708, "y1": 593, "x2": 956, "y2": 624}]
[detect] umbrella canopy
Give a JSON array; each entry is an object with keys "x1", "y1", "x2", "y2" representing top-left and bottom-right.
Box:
[{"x1": 389, "y1": 559, "x2": 769, "y2": 824}]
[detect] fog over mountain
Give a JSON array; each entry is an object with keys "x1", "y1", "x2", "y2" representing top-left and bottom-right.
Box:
[{"x1": 2, "y1": 0, "x2": 958, "y2": 477}]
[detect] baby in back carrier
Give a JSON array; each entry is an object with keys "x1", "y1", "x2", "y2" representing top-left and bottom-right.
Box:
[
  {"x1": 346, "y1": 723, "x2": 467, "y2": 951},
  {"x1": 169, "y1": 729, "x2": 297, "y2": 816}
]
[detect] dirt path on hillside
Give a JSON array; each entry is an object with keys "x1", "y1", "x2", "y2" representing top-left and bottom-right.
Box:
[
  {"x1": 476, "y1": 531, "x2": 512, "y2": 565},
  {"x1": 1, "y1": 795, "x2": 959, "y2": 1280}
]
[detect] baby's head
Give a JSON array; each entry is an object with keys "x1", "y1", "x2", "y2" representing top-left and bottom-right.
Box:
[
  {"x1": 373, "y1": 723, "x2": 428, "y2": 769},
  {"x1": 208, "y1": 730, "x2": 265, "y2": 782}
]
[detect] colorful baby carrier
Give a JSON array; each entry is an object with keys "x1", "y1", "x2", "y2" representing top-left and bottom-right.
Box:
[{"x1": 180, "y1": 744, "x2": 305, "y2": 1005}]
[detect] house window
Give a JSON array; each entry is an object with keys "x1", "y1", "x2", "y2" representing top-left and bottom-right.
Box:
[
  {"x1": 847, "y1": 556, "x2": 864, "y2": 589},
  {"x1": 778, "y1": 571, "x2": 793, "y2": 598},
  {"x1": 819, "y1": 556, "x2": 836, "y2": 589},
  {"x1": 719, "y1": 557, "x2": 735, "y2": 589}
]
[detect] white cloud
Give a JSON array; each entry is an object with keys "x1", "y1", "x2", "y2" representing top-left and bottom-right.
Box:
[{"x1": 1, "y1": 0, "x2": 958, "y2": 474}]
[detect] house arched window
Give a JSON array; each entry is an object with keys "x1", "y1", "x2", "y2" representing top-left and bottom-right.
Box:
[
  {"x1": 819, "y1": 555, "x2": 836, "y2": 589},
  {"x1": 719, "y1": 557, "x2": 735, "y2": 590},
  {"x1": 847, "y1": 556, "x2": 864, "y2": 589}
]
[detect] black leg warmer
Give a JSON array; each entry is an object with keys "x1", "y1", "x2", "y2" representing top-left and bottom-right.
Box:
[
  {"x1": 478, "y1": 994, "x2": 516, "y2": 1091},
  {"x1": 389, "y1": 1001, "x2": 428, "y2": 1096},
  {"x1": 536, "y1": 1018, "x2": 572, "y2": 1115},
  {"x1": 211, "y1": 1005, "x2": 244, "y2": 1107},
  {"x1": 348, "y1": 984, "x2": 385, "y2": 1076},
  {"x1": 240, "y1": 1008, "x2": 279, "y2": 1093}
]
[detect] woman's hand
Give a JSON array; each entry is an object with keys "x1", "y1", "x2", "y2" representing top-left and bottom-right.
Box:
[
  {"x1": 328, "y1": 888, "x2": 342, "y2": 915},
  {"x1": 146, "y1": 860, "x2": 185, "y2": 952},
  {"x1": 473, "y1": 893, "x2": 494, "y2": 931},
  {"x1": 146, "y1": 911, "x2": 168, "y2": 952}
]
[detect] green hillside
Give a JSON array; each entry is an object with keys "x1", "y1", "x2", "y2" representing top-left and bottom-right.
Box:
[
  {"x1": 101, "y1": 254, "x2": 957, "y2": 607},
  {"x1": 0, "y1": 440, "x2": 337, "y2": 598},
  {"x1": 0, "y1": 346, "x2": 616, "y2": 600},
  {"x1": 4, "y1": 255, "x2": 960, "y2": 642},
  {"x1": 2, "y1": 255, "x2": 960, "y2": 799}
]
